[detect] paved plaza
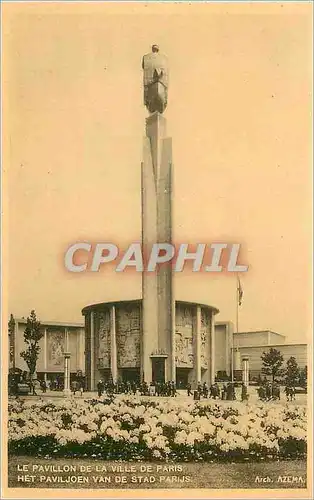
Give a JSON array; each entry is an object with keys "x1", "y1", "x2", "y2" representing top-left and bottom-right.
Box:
[{"x1": 9, "y1": 386, "x2": 307, "y2": 406}]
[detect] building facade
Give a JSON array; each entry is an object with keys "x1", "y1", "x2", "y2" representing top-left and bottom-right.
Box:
[
  {"x1": 232, "y1": 343, "x2": 307, "y2": 379},
  {"x1": 10, "y1": 316, "x2": 307, "y2": 388},
  {"x1": 233, "y1": 330, "x2": 286, "y2": 347},
  {"x1": 82, "y1": 300, "x2": 228, "y2": 390},
  {"x1": 11, "y1": 318, "x2": 85, "y2": 383}
]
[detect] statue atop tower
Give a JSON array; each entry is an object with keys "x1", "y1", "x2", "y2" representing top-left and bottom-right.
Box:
[{"x1": 142, "y1": 45, "x2": 168, "y2": 114}]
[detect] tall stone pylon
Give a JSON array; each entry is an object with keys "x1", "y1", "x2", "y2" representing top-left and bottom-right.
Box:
[{"x1": 141, "y1": 45, "x2": 175, "y2": 383}]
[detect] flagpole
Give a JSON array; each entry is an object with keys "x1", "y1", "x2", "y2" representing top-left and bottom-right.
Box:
[
  {"x1": 236, "y1": 273, "x2": 239, "y2": 335},
  {"x1": 231, "y1": 276, "x2": 236, "y2": 383},
  {"x1": 232, "y1": 274, "x2": 240, "y2": 384}
]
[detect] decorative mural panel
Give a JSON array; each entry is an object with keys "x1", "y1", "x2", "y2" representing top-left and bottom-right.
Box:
[
  {"x1": 97, "y1": 310, "x2": 111, "y2": 369},
  {"x1": 175, "y1": 332, "x2": 193, "y2": 367},
  {"x1": 116, "y1": 305, "x2": 140, "y2": 368},
  {"x1": 47, "y1": 330, "x2": 65, "y2": 367},
  {"x1": 201, "y1": 309, "x2": 210, "y2": 368},
  {"x1": 176, "y1": 305, "x2": 193, "y2": 328},
  {"x1": 175, "y1": 305, "x2": 193, "y2": 368}
]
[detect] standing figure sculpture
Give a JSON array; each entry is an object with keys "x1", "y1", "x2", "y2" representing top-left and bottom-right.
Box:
[{"x1": 142, "y1": 45, "x2": 168, "y2": 114}]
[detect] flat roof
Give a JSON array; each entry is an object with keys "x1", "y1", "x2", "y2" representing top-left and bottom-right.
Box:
[
  {"x1": 231, "y1": 343, "x2": 307, "y2": 349},
  {"x1": 16, "y1": 318, "x2": 84, "y2": 328},
  {"x1": 234, "y1": 330, "x2": 285, "y2": 338},
  {"x1": 82, "y1": 299, "x2": 219, "y2": 315}
]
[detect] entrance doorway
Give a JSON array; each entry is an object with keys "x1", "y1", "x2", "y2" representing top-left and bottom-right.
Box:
[
  {"x1": 98, "y1": 369, "x2": 111, "y2": 382},
  {"x1": 120, "y1": 368, "x2": 140, "y2": 384},
  {"x1": 176, "y1": 368, "x2": 190, "y2": 389},
  {"x1": 151, "y1": 358, "x2": 166, "y2": 383}
]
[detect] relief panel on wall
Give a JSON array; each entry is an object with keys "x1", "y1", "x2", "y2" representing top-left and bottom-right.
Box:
[
  {"x1": 175, "y1": 306, "x2": 193, "y2": 368},
  {"x1": 97, "y1": 311, "x2": 111, "y2": 369},
  {"x1": 116, "y1": 306, "x2": 140, "y2": 368},
  {"x1": 176, "y1": 305, "x2": 193, "y2": 328},
  {"x1": 201, "y1": 309, "x2": 210, "y2": 368},
  {"x1": 47, "y1": 330, "x2": 65, "y2": 368}
]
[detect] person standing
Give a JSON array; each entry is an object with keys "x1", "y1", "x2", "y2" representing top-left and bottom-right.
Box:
[
  {"x1": 257, "y1": 385, "x2": 266, "y2": 401},
  {"x1": 203, "y1": 382, "x2": 209, "y2": 398},
  {"x1": 97, "y1": 379, "x2": 104, "y2": 398},
  {"x1": 265, "y1": 382, "x2": 272, "y2": 401},
  {"x1": 40, "y1": 380, "x2": 47, "y2": 394},
  {"x1": 143, "y1": 380, "x2": 149, "y2": 396},
  {"x1": 171, "y1": 381, "x2": 177, "y2": 397},
  {"x1": 221, "y1": 384, "x2": 227, "y2": 400},
  {"x1": 214, "y1": 383, "x2": 220, "y2": 400},
  {"x1": 29, "y1": 379, "x2": 37, "y2": 396},
  {"x1": 291, "y1": 385, "x2": 296, "y2": 401},
  {"x1": 186, "y1": 382, "x2": 192, "y2": 397},
  {"x1": 226, "y1": 382, "x2": 233, "y2": 401},
  {"x1": 197, "y1": 381, "x2": 202, "y2": 398},
  {"x1": 72, "y1": 380, "x2": 79, "y2": 396}
]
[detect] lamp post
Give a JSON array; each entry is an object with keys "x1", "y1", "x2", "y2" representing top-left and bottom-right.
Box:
[
  {"x1": 242, "y1": 356, "x2": 249, "y2": 388},
  {"x1": 63, "y1": 352, "x2": 71, "y2": 396}
]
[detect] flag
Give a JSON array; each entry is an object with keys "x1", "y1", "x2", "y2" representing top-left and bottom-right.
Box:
[{"x1": 237, "y1": 275, "x2": 243, "y2": 306}]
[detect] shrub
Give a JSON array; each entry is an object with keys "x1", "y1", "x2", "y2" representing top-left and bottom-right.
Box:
[{"x1": 8, "y1": 395, "x2": 307, "y2": 462}]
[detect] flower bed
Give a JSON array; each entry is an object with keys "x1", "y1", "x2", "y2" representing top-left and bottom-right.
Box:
[{"x1": 8, "y1": 395, "x2": 307, "y2": 462}]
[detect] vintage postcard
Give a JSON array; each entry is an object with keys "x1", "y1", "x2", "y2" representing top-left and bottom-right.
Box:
[{"x1": 1, "y1": 1, "x2": 312, "y2": 499}]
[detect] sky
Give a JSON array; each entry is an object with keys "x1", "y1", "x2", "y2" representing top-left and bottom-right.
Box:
[{"x1": 3, "y1": 2, "x2": 312, "y2": 343}]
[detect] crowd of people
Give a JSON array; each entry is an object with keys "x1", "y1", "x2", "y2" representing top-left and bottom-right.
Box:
[
  {"x1": 38, "y1": 378, "x2": 85, "y2": 393},
  {"x1": 96, "y1": 379, "x2": 178, "y2": 398},
  {"x1": 284, "y1": 385, "x2": 296, "y2": 401},
  {"x1": 194, "y1": 381, "x2": 240, "y2": 401},
  {"x1": 95, "y1": 379, "x2": 251, "y2": 402},
  {"x1": 257, "y1": 380, "x2": 281, "y2": 401},
  {"x1": 36, "y1": 378, "x2": 298, "y2": 403},
  {"x1": 11, "y1": 371, "x2": 298, "y2": 404},
  {"x1": 256, "y1": 379, "x2": 297, "y2": 402}
]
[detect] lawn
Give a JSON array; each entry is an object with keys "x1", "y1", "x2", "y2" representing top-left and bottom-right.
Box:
[{"x1": 8, "y1": 456, "x2": 307, "y2": 489}]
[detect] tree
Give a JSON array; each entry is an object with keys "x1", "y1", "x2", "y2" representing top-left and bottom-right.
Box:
[
  {"x1": 285, "y1": 356, "x2": 300, "y2": 388},
  {"x1": 8, "y1": 314, "x2": 15, "y2": 368},
  {"x1": 299, "y1": 366, "x2": 307, "y2": 389},
  {"x1": 261, "y1": 348, "x2": 284, "y2": 382},
  {"x1": 20, "y1": 310, "x2": 43, "y2": 381}
]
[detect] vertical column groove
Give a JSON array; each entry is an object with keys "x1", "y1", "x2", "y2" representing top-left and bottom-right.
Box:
[
  {"x1": 44, "y1": 328, "x2": 47, "y2": 382},
  {"x1": 210, "y1": 312, "x2": 216, "y2": 385},
  {"x1": 196, "y1": 305, "x2": 202, "y2": 384},
  {"x1": 90, "y1": 311, "x2": 95, "y2": 391},
  {"x1": 110, "y1": 305, "x2": 118, "y2": 382}
]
